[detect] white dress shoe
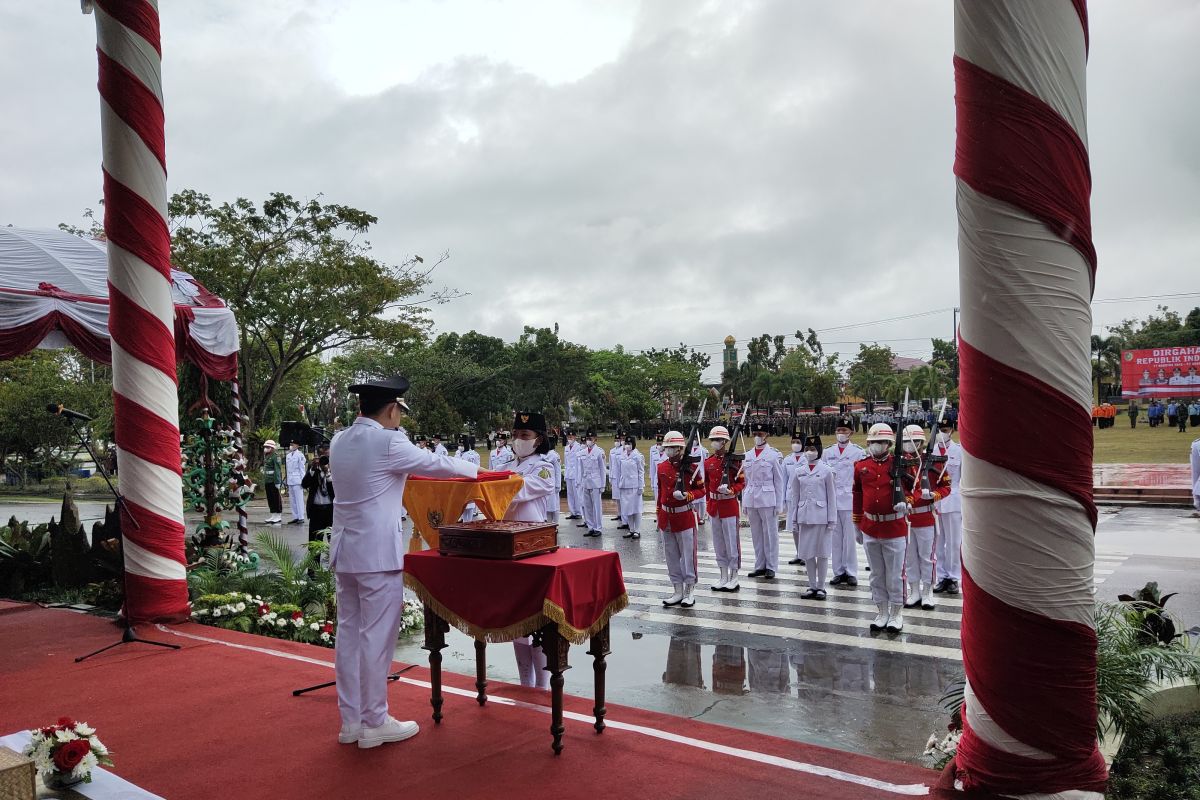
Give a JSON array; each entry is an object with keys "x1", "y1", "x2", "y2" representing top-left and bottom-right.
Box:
[
  {"x1": 358, "y1": 717, "x2": 419, "y2": 749},
  {"x1": 338, "y1": 725, "x2": 361, "y2": 744}
]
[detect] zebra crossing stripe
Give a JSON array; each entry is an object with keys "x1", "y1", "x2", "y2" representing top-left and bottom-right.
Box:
[
  {"x1": 626, "y1": 609, "x2": 964, "y2": 661},
  {"x1": 623, "y1": 595, "x2": 963, "y2": 641}
]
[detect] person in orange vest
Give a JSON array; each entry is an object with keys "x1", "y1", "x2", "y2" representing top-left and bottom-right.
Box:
[
  {"x1": 704, "y1": 426, "x2": 747, "y2": 592},
  {"x1": 853, "y1": 423, "x2": 910, "y2": 633},
  {"x1": 656, "y1": 430, "x2": 707, "y2": 608}
]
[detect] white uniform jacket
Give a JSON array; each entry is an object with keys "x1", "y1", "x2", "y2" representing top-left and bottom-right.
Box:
[
  {"x1": 822, "y1": 441, "x2": 866, "y2": 512},
  {"x1": 489, "y1": 445, "x2": 515, "y2": 471},
  {"x1": 934, "y1": 440, "x2": 964, "y2": 514},
  {"x1": 329, "y1": 417, "x2": 477, "y2": 573},
  {"x1": 779, "y1": 452, "x2": 805, "y2": 504},
  {"x1": 609, "y1": 445, "x2": 624, "y2": 489},
  {"x1": 563, "y1": 441, "x2": 582, "y2": 481},
  {"x1": 741, "y1": 445, "x2": 785, "y2": 510},
  {"x1": 648, "y1": 445, "x2": 666, "y2": 479},
  {"x1": 578, "y1": 444, "x2": 607, "y2": 489},
  {"x1": 433, "y1": 443, "x2": 448, "y2": 457},
  {"x1": 788, "y1": 459, "x2": 838, "y2": 526},
  {"x1": 505, "y1": 453, "x2": 556, "y2": 522},
  {"x1": 459, "y1": 448, "x2": 481, "y2": 467},
  {"x1": 285, "y1": 449, "x2": 307, "y2": 485},
  {"x1": 542, "y1": 449, "x2": 563, "y2": 518},
  {"x1": 1190, "y1": 438, "x2": 1200, "y2": 499},
  {"x1": 614, "y1": 449, "x2": 646, "y2": 491}
]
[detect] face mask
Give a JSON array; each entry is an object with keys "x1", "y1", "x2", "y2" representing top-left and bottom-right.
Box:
[
  {"x1": 666, "y1": 447, "x2": 682, "y2": 459},
  {"x1": 937, "y1": 432, "x2": 951, "y2": 443},
  {"x1": 869, "y1": 443, "x2": 889, "y2": 457},
  {"x1": 754, "y1": 436, "x2": 766, "y2": 447},
  {"x1": 790, "y1": 443, "x2": 803, "y2": 453},
  {"x1": 623, "y1": 444, "x2": 632, "y2": 454},
  {"x1": 586, "y1": 439, "x2": 595, "y2": 447},
  {"x1": 835, "y1": 433, "x2": 850, "y2": 444},
  {"x1": 805, "y1": 449, "x2": 818, "y2": 461},
  {"x1": 902, "y1": 442, "x2": 917, "y2": 454},
  {"x1": 512, "y1": 439, "x2": 537, "y2": 458}
]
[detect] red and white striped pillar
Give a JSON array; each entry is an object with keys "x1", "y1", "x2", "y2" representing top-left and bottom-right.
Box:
[
  {"x1": 948, "y1": 1, "x2": 1105, "y2": 797},
  {"x1": 88, "y1": 0, "x2": 189, "y2": 623}
]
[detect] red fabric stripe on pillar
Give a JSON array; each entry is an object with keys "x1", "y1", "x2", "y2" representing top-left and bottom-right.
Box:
[
  {"x1": 956, "y1": 571, "x2": 1108, "y2": 794},
  {"x1": 953, "y1": 55, "x2": 1096, "y2": 282},
  {"x1": 119, "y1": 496, "x2": 186, "y2": 566},
  {"x1": 93, "y1": 0, "x2": 162, "y2": 56},
  {"x1": 123, "y1": 572, "x2": 190, "y2": 624},
  {"x1": 113, "y1": 394, "x2": 183, "y2": 474},
  {"x1": 101, "y1": 172, "x2": 171, "y2": 276},
  {"x1": 109, "y1": 284, "x2": 177, "y2": 379},
  {"x1": 958, "y1": 338, "x2": 1096, "y2": 529},
  {"x1": 96, "y1": 50, "x2": 166, "y2": 170}
]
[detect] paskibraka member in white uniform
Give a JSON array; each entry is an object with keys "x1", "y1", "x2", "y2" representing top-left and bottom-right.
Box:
[
  {"x1": 330, "y1": 376, "x2": 477, "y2": 749},
  {"x1": 503, "y1": 411, "x2": 558, "y2": 689}
]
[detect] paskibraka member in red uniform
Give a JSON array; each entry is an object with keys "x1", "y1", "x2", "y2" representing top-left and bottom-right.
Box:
[
  {"x1": 656, "y1": 430, "x2": 707, "y2": 608},
  {"x1": 704, "y1": 426, "x2": 747, "y2": 593},
  {"x1": 898, "y1": 425, "x2": 952, "y2": 612},
  {"x1": 853, "y1": 423, "x2": 911, "y2": 634}
]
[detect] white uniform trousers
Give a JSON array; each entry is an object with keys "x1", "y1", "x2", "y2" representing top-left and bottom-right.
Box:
[
  {"x1": 905, "y1": 525, "x2": 938, "y2": 597},
  {"x1": 619, "y1": 488, "x2": 642, "y2": 534},
  {"x1": 565, "y1": 477, "x2": 582, "y2": 516},
  {"x1": 513, "y1": 636, "x2": 549, "y2": 689},
  {"x1": 459, "y1": 502, "x2": 479, "y2": 522},
  {"x1": 692, "y1": 498, "x2": 708, "y2": 523},
  {"x1": 711, "y1": 514, "x2": 740, "y2": 571},
  {"x1": 861, "y1": 533, "x2": 906, "y2": 606},
  {"x1": 334, "y1": 570, "x2": 407, "y2": 729},
  {"x1": 831, "y1": 510, "x2": 859, "y2": 578},
  {"x1": 746, "y1": 506, "x2": 779, "y2": 572},
  {"x1": 935, "y1": 512, "x2": 963, "y2": 582},
  {"x1": 582, "y1": 486, "x2": 603, "y2": 531},
  {"x1": 287, "y1": 482, "x2": 305, "y2": 520},
  {"x1": 661, "y1": 527, "x2": 698, "y2": 585}
]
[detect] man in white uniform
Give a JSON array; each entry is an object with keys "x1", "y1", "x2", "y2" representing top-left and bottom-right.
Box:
[
  {"x1": 779, "y1": 430, "x2": 806, "y2": 566},
  {"x1": 648, "y1": 433, "x2": 666, "y2": 498},
  {"x1": 689, "y1": 438, "x2": 710, "y2": 525},
  {"x1": 542, "y1": 433, "x2": 563, "y2": 524},
  {"x1": 932, "y1": 420, "x2": 964, "y2": 594},
  {"x1": 431, "y1": 434, "x2": 448, "y2": 457},
  {"x1": 285, "y1": 441, "x2": 307, "y2": 525},
  {"x1": 609, "y1": 433, "x2": 626, "y2": 528},
  {"x1": 614, "y1": 436, "x2": 646, "y2": 539},
  {"x1": 563, "y1": 431, "x2": 583, "y2": 520},
  {"x1": 489, "y1": 432, "x2": 514, "y2": 471},
  {"x1": 742, "y1": 420, "x2": 786, "y2": 580},
  {"x1": 823, "y1": 415, "x2": 866, "y2": 587},
  {"x1": 330, "y1": 376, "x2": 477, "y2": 748},
  {"x1": 578, "y1": 431, "x2": 607, "y2": 537}
]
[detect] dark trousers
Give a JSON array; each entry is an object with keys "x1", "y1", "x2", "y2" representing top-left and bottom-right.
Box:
[
  {"x1": 1191, "y1": 414, "x2": 1200, "y2": 428},
  {"x1": 308, "y1": 504, "x2": 333, "y2": 542},
  {"x1": 1129, "y1": 416, "x2": 1137, "y2": 428},
  {"x1": 1168, "y1": 414, "x2": 1178, "y2": 427},
  {"x1": 265, "y1": 482, "x2": 282, "y2": 514}
]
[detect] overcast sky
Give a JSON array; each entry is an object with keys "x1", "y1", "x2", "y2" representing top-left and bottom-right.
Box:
[{"x1": 2, "y1": 1, "x2": 1197, "y2": 380}]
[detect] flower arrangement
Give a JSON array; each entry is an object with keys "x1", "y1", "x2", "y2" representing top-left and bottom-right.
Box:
[
  {"x1": 922, "y1": 727, "x2": 962, "y2": 771},
  {"x1": 22, "y1": 718, "x2": 112, "y2": 787},
  {"x1": 191, "y1": 592, "x2": 424, "y2": 647}
]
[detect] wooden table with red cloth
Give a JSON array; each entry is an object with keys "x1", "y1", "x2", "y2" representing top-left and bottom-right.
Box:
[
  {"x1": 404, "y1": 548, "x2": 628, "y2": 754},
  {"x1": 403, "y1": 470, "x2": 523, "y2": 551}
]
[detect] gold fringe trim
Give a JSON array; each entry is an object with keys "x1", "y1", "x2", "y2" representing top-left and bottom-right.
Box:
[{"x1": 404, "y1": 574, "x2": 628, "y2": 645}]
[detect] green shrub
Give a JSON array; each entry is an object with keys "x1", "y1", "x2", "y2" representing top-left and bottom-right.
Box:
[{"x1": 1109, "y1": 713, "x2": 1200, "y2": 800}]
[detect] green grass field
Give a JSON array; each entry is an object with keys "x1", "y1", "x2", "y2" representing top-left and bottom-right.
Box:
[{"x1": 567, "y1": 421, "x2": 1195, "y2": 467}]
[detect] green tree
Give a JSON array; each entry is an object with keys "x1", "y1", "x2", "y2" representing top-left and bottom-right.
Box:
[
  {"x1": 1108, "y1": 306, "x2": 1200, "y2": 349},
  {"x1": 167, "y1": 190, "x2": 449, "y2": 434},
  {"x1": 576, "y1": 348, "x2": 659, "y2": 428},
  {"x1": 846, "y1": 344, "x2": 895, "y2": 402},
  {"x1": 1090, "y1": 335, "x2": 1122, "y2": 404},
  {"x1": 508, "y1": 326, "x2": 590, "y2": 428},
  {"x1": 931, "y1": 338, "x2": 959, "y2": 387}
]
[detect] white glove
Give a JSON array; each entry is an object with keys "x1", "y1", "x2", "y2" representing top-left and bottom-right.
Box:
[
  {"x1": 717, "y1": 483, "x2": 730, "y2": 495},
  {"x1": 921, "y1": 489, "x2": 935, "y2": 500},
  {"x1": 894, "y1": 501, "x2": 910, "y2": 514},
  {"x1": 672, "y1": 490, "x2": 687, "y2": 501}
]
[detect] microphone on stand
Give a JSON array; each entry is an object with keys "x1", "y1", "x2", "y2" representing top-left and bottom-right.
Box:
[{"x1": 46, "y1": 403, "x2": 93, "y2": 422}]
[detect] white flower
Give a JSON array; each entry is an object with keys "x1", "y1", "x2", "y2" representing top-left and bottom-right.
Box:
[
  {"x1": 71, "y1": 751, "x2": 98, "y2": 780},
  {"x1": 275, "y1": 619, "x2": 287, "y2": 627},
  {"x1": 235, "y1": 603, "x2": 246, "y2": 612},
  {"x1": 319, "y1": 632, "x2": 331, "y2": 642},
  {"x1": 292, "y1": 618, "x2": 303, "y2": 627},
  {"x1": 88, "y1": 735, "x2": 108, "y2": 756},
  {"x1": 54, "y1": 729, "x2": 77, "y2": 743},
  {"x1": 74, "y1": 722, "x2": 95, "y2": 737},
  {"x1": 212, "y1": 610, "x2": 221, "y2": 618},
  {"x1": 309, "y1": 622, "x2": 320, "y2": 630}
]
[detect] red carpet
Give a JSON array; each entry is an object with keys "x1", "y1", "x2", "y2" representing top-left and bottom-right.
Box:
[{"x1": 0, "y1": 605, "x2": 936, "y2": 799}]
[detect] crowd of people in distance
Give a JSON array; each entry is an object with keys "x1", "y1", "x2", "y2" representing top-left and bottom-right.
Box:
[{"x1": 1096, "y1": 398, "x2": 1200, "y2": 431}]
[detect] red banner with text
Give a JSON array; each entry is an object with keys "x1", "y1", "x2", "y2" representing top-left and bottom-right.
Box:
[{"x1": 1120, "y1": 347, "x2": 1200, "y2": 398}]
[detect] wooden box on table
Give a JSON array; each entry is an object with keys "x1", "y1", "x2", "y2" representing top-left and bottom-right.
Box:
[
  {"x1": 436, "y1": 520, "x2": 558, "y2": 560},
  {"x1": 0, "y1": 746, "x2": 34, "y2": 800}
]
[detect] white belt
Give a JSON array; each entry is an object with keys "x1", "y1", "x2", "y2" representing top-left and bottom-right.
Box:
[
  {"x1": 910, "y1": 504, "x2": 934, "y2": 514},
  {"x1": 865, "y1": 511, "x2": 904, "y2": 522},
  {"x1": 708, "y1": 492, "x2": 734, "y2": 500},
  {"x1": 660, "y1": 504, "x2": 692, "y2": 513}
]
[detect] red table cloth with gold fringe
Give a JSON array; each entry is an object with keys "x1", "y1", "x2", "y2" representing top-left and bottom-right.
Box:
[{"x1": 404, "y1": 549, "x2": 627, "y2": 645}]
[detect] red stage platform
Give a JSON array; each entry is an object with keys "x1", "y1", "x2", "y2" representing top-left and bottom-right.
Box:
[{"x1": 0, "y1": 604, "x2": 936, "y2": 799}]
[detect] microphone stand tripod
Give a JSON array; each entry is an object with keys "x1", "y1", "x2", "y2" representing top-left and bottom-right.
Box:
[{"x1": 59, "y1": 417, "x2": 181, "y2": 662}]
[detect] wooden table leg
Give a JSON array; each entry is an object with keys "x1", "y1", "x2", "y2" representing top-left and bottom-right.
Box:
[
  {"x1": 586, "y1": 624, "x2": 610, "y2": 733},
  {"x1": 536, "y1": 624, "x2": 571, "y2": 754},
  {"x1": 422, "y1": 606, "x2": 449, "y2": 724},
  {"x1": 474, "y1": 639, "x2": 488, "y2": 705}
]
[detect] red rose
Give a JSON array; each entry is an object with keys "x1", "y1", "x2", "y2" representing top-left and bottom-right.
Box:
[
  {"x1": 258, "y1": 603, "x2": 270, "y2": 616},
  {"x1": 321, "y1": 622, "x2": 334, "y2": 634},
  {"x1": 291, "y1": 611, "x2": 303, "y2": 620},
  {"x1": 52, "y1": 739, "x2": 91, "y2": 772}
]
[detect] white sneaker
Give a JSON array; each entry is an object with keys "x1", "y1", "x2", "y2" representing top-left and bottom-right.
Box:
[
  {"x1": 885, "y1": 605, "x2": 905, "y2": 633},
  {"x1": 870, "y1": 603, "x2": 889, "y2": 632},
  {"x1": 711, "y1": 567, "x2": 728, "y2": 591},
  {"x1": 680, "y1": 583, "x2": 696, "y2": 608},
  {"x1": 723, "y1": 571, "x2": 740, "y2": 592},
  {"x1": 662, "y1": 583, "x2": 685, "y2": 607},
  {"x1": 358, "y1": 717, "x2": 419, "y2": 749},
  {"x1": 338, "y1": 725, "x2": 361, "y2": 744},
  {"x1": 920, "y1": 583, "x2": 936, "y2": 609}
]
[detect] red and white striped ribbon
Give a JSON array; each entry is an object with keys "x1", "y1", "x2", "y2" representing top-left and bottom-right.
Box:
[
  {"x1": 90, "y1": 0, "x2": 189, "y2": 623},
  {"x1": 945, "y1": 1, "x2": 1106, "y2": 797},
  {"x1": 230, "y1": 378, "x2": 249, "y2": 550}
]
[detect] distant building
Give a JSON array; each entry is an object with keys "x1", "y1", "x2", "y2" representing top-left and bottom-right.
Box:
[
  {"x1": 722, "y1": 335, "x2": 737, "y2": 376},
  {"x1": 891, "y1": 356, "x2": 929, "y2": 373}
]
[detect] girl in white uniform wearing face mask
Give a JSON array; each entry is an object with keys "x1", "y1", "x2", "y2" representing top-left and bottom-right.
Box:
[
  {"x1": 788, "y1": 435, "x2": 839, "y2": 599},
  {"x1": 503, "y1": 411, "x2": 557, "y2": 688},
  {"x1": 779, "y1": 431, "x2": 807, "y2": 566}
]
